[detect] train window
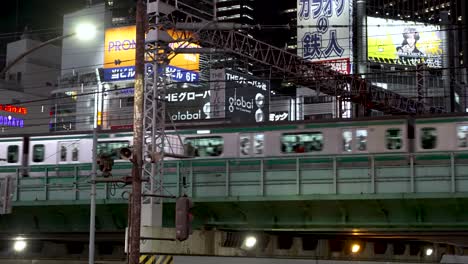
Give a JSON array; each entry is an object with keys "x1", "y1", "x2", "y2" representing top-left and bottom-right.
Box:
[
  {"x1": 33, "y1": 144, "x2": 45, "y2": 162},
  {"x1": 97, "y1": 141, "x2": 130, "y2": 160},
  {"x1": 342, "y1": 130, "x2": 352, "y2": 152},
  {"x1": 457, "y1": 125, "x2": 468, "y2": 148},
  {"x1": 184, "y1": 137, "x2": 223, "y2": 157},
  {"x1": 7, "y1": 145, "x2": 19, "y2": 163},
  {"x1": 254, "y1": 134, "x2": 264, "y2": 155},
  {"x1": 420, "y1": 127, "x2": 437, "y2": 149},
  {"x1": 60, "y1": 146, "x2": 67, "y2": 161},
  {"x1": 240, "y1": 135, "x2": 250, "y2": 156},
  {"x1": 72, "y1": 144, "x2": 79, "y2": 161},
  {"x1": 281, "y1": 132, "x2": 323, "y2": 153},
  {"x1": 385, "y1": 129, "x2": 402, "y2": 150},
  {"x1": 356, "y1": 129, "x2": 368, "y2": 151}
]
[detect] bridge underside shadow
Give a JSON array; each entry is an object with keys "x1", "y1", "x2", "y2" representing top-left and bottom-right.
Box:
[{"x1": 3, "y1": 196, "x2": 468, "y2": 235}]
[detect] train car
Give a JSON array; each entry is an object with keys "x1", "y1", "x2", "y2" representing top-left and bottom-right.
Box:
[
  {"x1": 0, "y1": 131, "x2": 134, "y2": 177},
  {"x1": 7, "y1": 114, "x2": 468, "y2": 178},
  {"x1": 414, "y1": 115, "x2": 468, "y2": 152},
  {"x1": 178, "y1": 116, "x2": 409, "y2": 159}
]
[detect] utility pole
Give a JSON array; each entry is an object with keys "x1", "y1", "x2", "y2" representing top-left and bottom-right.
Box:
[
  {"x1": 129, "y1": 0, "x2": 145, "y2": 262},
  {"x1": 88, "y1": 68, "x2": 102, "y2": 264}
]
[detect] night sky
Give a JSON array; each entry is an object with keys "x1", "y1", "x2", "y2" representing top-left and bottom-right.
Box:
[{"x1": 0, "y1": 0, "x2": 87, "y2": 67}]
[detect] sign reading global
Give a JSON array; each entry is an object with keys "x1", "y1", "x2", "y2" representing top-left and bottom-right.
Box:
[
  {"x1": 367, "y1": 17, "x2": 443, "y2": 68},
  {"x1": 224, "y1": 70, "x2": 270, "y2": 123},
  {"x1": 166, "y1": 83, "x2": 211, "y2": 122}
]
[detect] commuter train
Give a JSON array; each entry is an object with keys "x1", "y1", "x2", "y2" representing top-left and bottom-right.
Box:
[{"x1": 1, "y1": 114, "x2": 468, "y2": 177}]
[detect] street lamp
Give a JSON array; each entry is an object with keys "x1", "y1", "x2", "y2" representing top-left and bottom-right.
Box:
[
  {"x1": 426, "y1": 247, "x2": 434, "y2": 256},
  {"x1": 242, "y1": 235, "x2": 257, "y2": 250},
  {"x1": 0, "y1": 22, "x2": 97, "y2": 263},
  {"x1": 0, "y1": 23, "x2": 97, "y2": 78},
  {"x1": 75, "y1": 23, "x2": 97, "y2": 41},
  {"x1": 13, "y1": 236, "x2": 27, "y2": 252},
  {"x1": 351, "y1": 243, "x2": 361, "y2": 253}
]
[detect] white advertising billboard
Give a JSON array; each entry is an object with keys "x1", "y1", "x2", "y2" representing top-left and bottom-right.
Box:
[
  {"x1": 297, "y1": 0, "x2": 353, "y2": 74},
  {"x1": 367, "y1": 17, "x2": 443, "y2": 68}
]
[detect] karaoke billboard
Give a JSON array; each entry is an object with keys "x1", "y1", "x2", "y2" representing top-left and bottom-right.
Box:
[{"x1": 297, "y1": 0, "x2": 353, "y2": 74}]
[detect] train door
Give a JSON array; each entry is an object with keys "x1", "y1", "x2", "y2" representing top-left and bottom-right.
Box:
[
  {"x1": 239, "y1": 133, "x2": 265, "y2": 158},
  {"x1": 57, "y1": 141, "x2": 80, "y2": 164},
  {"x1": 341, "y1": 128, "x2": 368, "y2": 153}
]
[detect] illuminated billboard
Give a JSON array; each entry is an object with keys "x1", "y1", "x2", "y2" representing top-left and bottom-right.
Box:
[
  {"x1": 209, "y1": 69, "x2": 270, "y2": 123},
  {"x1": 367, "y1": 17, "x2": 443, "y2": 68},
  {"x1": 166, "y1": 83, "x2": 211, "y2": 122},
  {"x1": 297, "y1": 0, "x2": 353, "y2": 74},
  {"x1": 103, "y1": 26, "x2": 200, "y2": 81},
  {"x1": 104, "y1": 26, "x2": 136, "y2": 68},
  {"x1": 224, "y1": 70, "x2": 270, "y2": 123}
]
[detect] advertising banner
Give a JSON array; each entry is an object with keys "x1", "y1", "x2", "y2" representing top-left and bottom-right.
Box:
[
  {"x1": 367, "y1": 17, "x2": 443, "y2": 68},
  {"x1": 103, "y1": 26, "x2": 200, "y2": 81},
  {"x1": 110, "y1": 83, "x2": 210, "y2": 122},
  {"x1": 104, "y1": 26, "x2": 136, "y2": 69},
  {"x1": 166, "y1": 83, "x2": 211, "y2": 122},
  {"x1": 297, "y1": 0, "x2": 352, "y2": 74},
  {"x1": 224, "y1": 70, "x2": 270, "y2": 123}
]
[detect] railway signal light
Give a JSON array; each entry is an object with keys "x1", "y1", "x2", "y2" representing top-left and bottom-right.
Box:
[{"x1": 175, "y1": 196, "x2": 193, "y2": 241}]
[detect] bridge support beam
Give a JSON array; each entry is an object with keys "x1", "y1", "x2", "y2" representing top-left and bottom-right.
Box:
[{"x1": 140, "y1": 227, "x2": 446, "y2": 263}]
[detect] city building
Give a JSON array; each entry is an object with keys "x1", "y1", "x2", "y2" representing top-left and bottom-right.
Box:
[
  {"x1": 296, "y1": 0, "x2": 468, "y2": 115},
  {"x1": 216, "y1": 0, "x2": 254, "y2": 25},
  {"x1": 0, "y1": 34, "x2": 60, "y2": 135},
  {"x1": 48, "y1": 0, "x2": 468, "y2": 132},
  {"x1": 4, "y1": 35, "x2": 61, "y2": 97}
]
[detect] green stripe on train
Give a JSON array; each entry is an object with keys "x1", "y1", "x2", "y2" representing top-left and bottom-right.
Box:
[
  {"x1": 30, "y1": 134, "x2": 122, "y2": 141},
  {"x1": 415, "y1": 117, "x2": 468, "y2": 124},
  {"x1": 3, "y1": 153, "x2": 468, "y2": 174},
  {"x1": 168, "y1": 125, "x2": 300, "y2": 135},
  {"x1": 0, "y1": 138, "x2": 23, "y2": 142},
  {"x1": 305, "y1": 120, "x2": 406, "y2": 129}
]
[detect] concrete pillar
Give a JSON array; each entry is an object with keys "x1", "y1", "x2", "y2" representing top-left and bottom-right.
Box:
[
  {"x1": 441, "y1": 11, "x2": 455, "y2": 112},
  {"x1": 354, "y1": 0, "x2": 369, "y2": 117},
  {"x1": 461, "y1": 0, "x2": 468, "y2": 111},
  {"x1": 355, "y1": 0, "x2": 367, "y2": 76}
]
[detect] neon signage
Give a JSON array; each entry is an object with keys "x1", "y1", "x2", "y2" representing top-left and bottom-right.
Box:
[
  {"x1": 0, "y1": 104, "x2": 28, "y2": 115},
  {"x1": 0, "y1": 115, "x2": 24, "y2": 128}
]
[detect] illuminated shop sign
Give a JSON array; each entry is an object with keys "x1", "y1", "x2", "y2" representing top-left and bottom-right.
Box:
[
  {"x1": 103, "y1": 65, "x2": 199, "y2": 82},
  {"x1": 103, "y1": 26, "x2": 200, "y2": 82},
  {"x1": 297, "y1": 0, "x2": 352, "y2": 74},
  {"x1": 0, "y1": 104, "x2": 28, "y2": 115},
  {"x1": 0, "y1": 115, "x2": 24, "y2": 128},
  {"x1": 269, "y1": 112, "x2": 289, "y2": 121}
]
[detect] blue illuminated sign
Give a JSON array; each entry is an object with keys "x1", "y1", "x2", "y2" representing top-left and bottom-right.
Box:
[
  {"x1": 0, "y1": 115, "x2": 24, "y2": 128},
  {"x1": 103, "y1": 66, "x2": 136, "y2": 81},
  {"x1": 103, "y1": 65, "x2": 199, "y2": 82}
]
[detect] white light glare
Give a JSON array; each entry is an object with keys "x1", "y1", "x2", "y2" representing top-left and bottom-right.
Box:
[
  {"x1": 244, "y1": 236, "x2": 257, "y2": 248},
  {"x1": 75, "y1": 23, "x2": 96, "y2": 41},
  {"x1": 426, "y1": 248, "x2": 433, "y2": 256},
  {"x1": 13, "y1": 237, "x2": 27, "y2": 252},
  {"x1": 351, "y1": 244, "x2": 361, "y2": 253},
  {"x1": 196, "y1": 130, "x2": 211, "y2": 134}
]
